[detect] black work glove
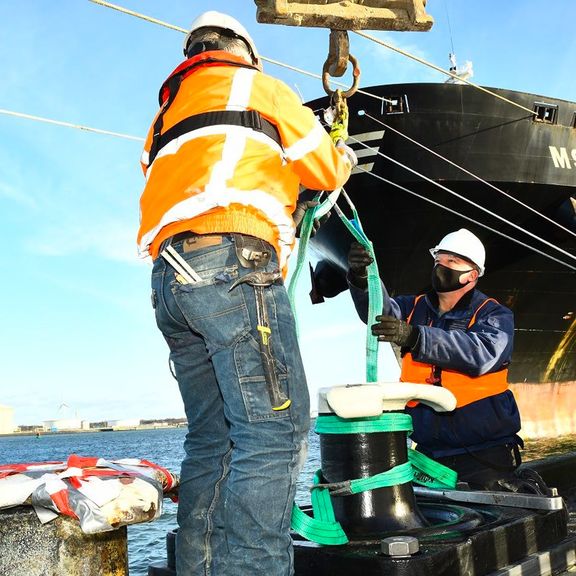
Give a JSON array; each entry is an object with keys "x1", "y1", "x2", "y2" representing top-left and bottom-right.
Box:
[
  {"x1": 372, "y1": 315, "x2": 419, "y2": 349},
  {"x1": 292, "y1": 200, "x2": 330, "y2": 238},
  {"x1": 347, "y1": 241, "x2": 373, "y2": 288},
  {"x1": 497, "y1": 467, "x2": 554, "y2": 495}
]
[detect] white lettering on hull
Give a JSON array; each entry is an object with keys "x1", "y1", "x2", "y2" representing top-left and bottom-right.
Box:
[{"x1": 549, "y1": 145, "x2": 576, "y2": 169}]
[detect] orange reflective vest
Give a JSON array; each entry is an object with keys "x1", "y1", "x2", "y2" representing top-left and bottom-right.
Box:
[
  {"x1": 402, "y1": 295, "x2": 509, "y2": 408},
  {"x1": 137, "y1": 51, "x2": 352, "y2": 274}
]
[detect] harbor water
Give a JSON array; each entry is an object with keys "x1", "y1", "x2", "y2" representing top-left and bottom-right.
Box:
[{"x1": 0, "y1": 427, "x2": 574, "y2": 576}]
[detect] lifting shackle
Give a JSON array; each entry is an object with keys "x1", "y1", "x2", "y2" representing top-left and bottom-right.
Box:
[{"x1": 322, "y1": 29, "x2": 360, "y2": 98}]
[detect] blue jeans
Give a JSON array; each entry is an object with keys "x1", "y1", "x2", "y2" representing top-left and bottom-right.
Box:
[{"x1": 151, "y1": 235, "x2": 310, "y2": 576}]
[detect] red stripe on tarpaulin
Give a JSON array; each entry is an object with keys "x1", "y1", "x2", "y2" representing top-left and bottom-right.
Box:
[
  {"x1": 50, "y1": 489, "x2": 78, "y2": 519},
  {"x1": 81, "y1": 469, "x2": 138, "y2": 478},
  {"x1": 0, "y1": 461, "x2": 64, "y2": 478},
  {"x1": 140, "y1": 459, "x2": 175, "y2": 491},
  {"x1": 67, "y1": 454, "x2": 100, "y2": 468},
  {"x1": 68, "y1": 476, "x2": 83, "y2": 489},
  {"x1": 0, "y1": 456, "x2": 174, "y2": 489}
]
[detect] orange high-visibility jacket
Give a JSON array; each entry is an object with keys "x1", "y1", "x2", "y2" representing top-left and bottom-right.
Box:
[
  {"x1": 137, "y1": 51, "x2": 352, "y2": 273},
  {"x1": 401, "y1": 295, "x2": 509, "y2": 408}
]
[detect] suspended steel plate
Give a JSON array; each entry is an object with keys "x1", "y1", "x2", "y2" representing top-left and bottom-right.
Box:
[{"x1": 254, "y1": 0, "x2": 434, "y2": 32}]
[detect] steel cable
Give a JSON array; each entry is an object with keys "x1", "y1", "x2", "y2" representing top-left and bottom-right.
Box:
[
  {"x1": 347, "y1": 136, "x2": 576, "y2": 271},
  {"x1": 358, "y1": 110, "x2": 576, "y2": 242},
  {"x1": 4, "y1": 0, "x2": 572, "y2": 270}
]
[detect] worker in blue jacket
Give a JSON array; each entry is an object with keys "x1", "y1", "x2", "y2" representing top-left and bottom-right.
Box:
[{"x1": 348, "y1": 228, "x2": 546, "y2": 492}]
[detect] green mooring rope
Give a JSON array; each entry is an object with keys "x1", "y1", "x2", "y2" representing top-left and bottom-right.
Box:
[
  {"x1": 287, "y1": 194, "x2": 320, "y2": 337},
  {"x1": 287, "y1": 197, "x2": 382, "y2": 380},
  {"x1": 286, "y1": 198, "x2": 456, "y2": 545},
  {"x1": 291, "y1": 414, "x2": 457, "y2": 545}
]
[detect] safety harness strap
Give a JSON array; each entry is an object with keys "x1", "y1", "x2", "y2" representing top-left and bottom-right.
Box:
[
  {"x1": 148, "y1": 56, "x2": 264, "y2": 165},
  {"x1": 149, "y1": 109, "x2": 282, "y2": 165}
]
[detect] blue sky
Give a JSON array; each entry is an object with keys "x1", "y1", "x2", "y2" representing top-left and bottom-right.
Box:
[{"x1": 1, "y1": 1, "x2": 575, "y2": 425}]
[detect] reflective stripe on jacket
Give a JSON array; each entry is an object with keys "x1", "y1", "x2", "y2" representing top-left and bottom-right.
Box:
[
  {"x1": 402, "y1": 295, "x2": 509, "y2": 407},
  {"x1": 137, "y1": 51, "x2": 352, "y2": 273}
]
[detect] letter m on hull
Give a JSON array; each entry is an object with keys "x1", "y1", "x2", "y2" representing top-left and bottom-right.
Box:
[{"x1": 549, "y1": 146, "x2": 572, "y2": 169}]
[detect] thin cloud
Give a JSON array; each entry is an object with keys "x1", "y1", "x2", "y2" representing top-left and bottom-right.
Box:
[
  {"x1": 0, "y1": 181, "x2": 38, "y2": 209},
  {"x1": 25, "y1": 218, "x2": 142, "y2": 264},
  {"x1": 355, "y1": 31, "x2": 445, "y2": 84}
]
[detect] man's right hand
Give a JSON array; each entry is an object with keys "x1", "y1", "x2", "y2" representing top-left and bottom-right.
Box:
[{"x1": 348, "y1": 241, "x2": 373, "y2": 288}]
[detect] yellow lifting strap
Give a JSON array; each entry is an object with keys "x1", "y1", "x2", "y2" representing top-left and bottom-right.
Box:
[{"x1": 328, "y1": 89, "x2": 349, "y2": 144}]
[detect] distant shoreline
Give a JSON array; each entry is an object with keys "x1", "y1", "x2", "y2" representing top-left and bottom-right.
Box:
[{"x1": 0, "y1": 424, "x2": 186, "y2": 438}]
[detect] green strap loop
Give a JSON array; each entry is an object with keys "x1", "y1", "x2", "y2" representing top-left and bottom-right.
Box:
[
  {"x1": 333, "y1": 208, "x2": 382, "y2": 382},
  {"x1": 349, "y1": 461, "x2": 413, "y2": 493},
  {"x1": 290, "y1": 504, "x2": 348, "y2": 545},
  {"x1": 408, "y1": 449, "x2": 458, "y2": 489},
  {"x1": 291, "y1": 470, "x2": 349, "y2": 545},
  {"x1": 286, "y1": 195, "x2": 382, "y2": 381},
  {"x1": 287, "y1": 196, "x2": 321, "y2": 335},
  {"x1": 315, "y1": 413, "x2": 413, "y2": 435},
  {"x1": 292, "y1": 460, "x2": 414, "y2": 545}
]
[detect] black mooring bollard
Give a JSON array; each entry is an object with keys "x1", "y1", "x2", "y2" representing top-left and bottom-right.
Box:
[
  {"x1": 148, "y1": 529, "x2": 177, "y2": 576},
  {"x1": 319, "y1": 411, "x2": 428, "y2": 538}
]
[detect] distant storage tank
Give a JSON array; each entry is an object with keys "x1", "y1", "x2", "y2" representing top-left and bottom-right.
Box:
[
  {"x1": 0, "y1": 405, "x2": 14, "y2": 434},
  {"x1": 107, "y1": 419, "x2": 141, "y2": 429},
  {"x1": 42, "y1": 418, "x2": 86, "y2": 432}
]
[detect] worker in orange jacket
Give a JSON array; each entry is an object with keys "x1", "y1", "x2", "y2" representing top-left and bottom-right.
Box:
[{"x1": 139, "y1": 11, "x2": 356, "y2": 576}]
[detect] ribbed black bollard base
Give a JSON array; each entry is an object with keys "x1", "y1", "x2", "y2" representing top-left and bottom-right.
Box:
[{"x1": 294, "y1": 504, "x2": 569, "y2": 576}]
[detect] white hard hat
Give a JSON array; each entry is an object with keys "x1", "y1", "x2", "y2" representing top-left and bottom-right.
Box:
[
  {"x1": 183, "y1": 11, "x2": 261, "y2": 69},
  {"x1": 429, "y1": 228, "x2": 486, "y2": 276}
]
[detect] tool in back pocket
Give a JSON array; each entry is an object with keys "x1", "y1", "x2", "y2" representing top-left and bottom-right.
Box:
[
  {"x1": 160, "y1": 244, "x2": 202, "y2": 284},
  {"x1": 230, "y1": 270, "x2": 291, "y2": 412}
]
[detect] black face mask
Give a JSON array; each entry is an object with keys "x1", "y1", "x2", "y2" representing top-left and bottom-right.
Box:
[{"x1": 431, "y1": 263, "x2": 473, "y2": 293}]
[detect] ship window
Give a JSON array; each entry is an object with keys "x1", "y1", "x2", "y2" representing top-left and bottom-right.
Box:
[
  {"x1": 533, "y1": 102, "x2": 558, "y2": 124},
  {"x1": 382, "y1": 95, "x2": 408, "y2": 115}
]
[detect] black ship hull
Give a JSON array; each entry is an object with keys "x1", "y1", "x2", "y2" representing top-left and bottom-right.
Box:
[{"x1": 308, "y1": 83, "x2": 576, "y2": 385}]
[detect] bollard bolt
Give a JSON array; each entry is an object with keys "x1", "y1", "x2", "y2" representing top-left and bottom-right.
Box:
[{"x1": 381, "y1": 535, "x2": 420, "y2": 557}]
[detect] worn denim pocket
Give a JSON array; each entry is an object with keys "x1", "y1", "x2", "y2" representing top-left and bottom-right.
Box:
[
  {"x1": 234, "y1": 332, "x2": 290, "y2": 422},
  {"x1": 167, "y1": 241, "x2": 252, "y2": 349},
  {"x1": 172, "y1": 277, "x2": 250, "y2": 350}
]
